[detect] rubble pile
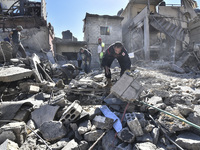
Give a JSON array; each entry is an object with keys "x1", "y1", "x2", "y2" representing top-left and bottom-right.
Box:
[{"x1": 1, "y1": 54, "x2": 200, "y2": 150}]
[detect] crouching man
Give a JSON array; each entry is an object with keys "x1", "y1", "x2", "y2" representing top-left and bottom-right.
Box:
[{"x1": 101, "y1": 41, "x2": 131, "y2": 87}]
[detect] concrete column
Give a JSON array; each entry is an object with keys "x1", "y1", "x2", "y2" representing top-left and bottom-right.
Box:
[{"x1": 144, "y1": 16, "x2": 150, "y2": 61}]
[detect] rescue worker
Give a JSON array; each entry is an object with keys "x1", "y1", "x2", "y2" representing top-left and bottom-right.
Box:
[
  {"x1": 80, "y1": 47, "x2": 91, "y2": 73},
  {"x1": 10, "y1": 25, "x2": 27, "y2": 58},
  {"x1": 97, "y1": 37, "x2": 105, "y2": 68},
  {"x1": 101, "y1": 41, "x2": 131, "y2": 87}
]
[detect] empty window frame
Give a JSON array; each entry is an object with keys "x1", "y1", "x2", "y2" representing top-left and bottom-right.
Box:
[{"x1": 100, "y1": 26, "x2": 110, "y2": 35}]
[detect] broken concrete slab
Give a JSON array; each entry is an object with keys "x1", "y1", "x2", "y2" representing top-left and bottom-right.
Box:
[
  {"x1": 0, "y1": 67, "x2": 33, "y2": 82},
  {"x1": 0, "y1": 139, "x2": 19, "y2": 150},
  {"x1": 135, "y1": 142, "x2": 157, "y2": 150},
  {"x1": 92, "y1": 115, "x2": 114, "y2": 130},
  {"x1": 125, "y1": 112, "x2": 144, "y2": 137},
  {"x1": 78, "y1": 120, "x2": 91, "y2": 135},
  {"x1": 111, "y1": 73, "x2": 144, "y2": 102},
  {"x1": 84, "y1": 130, "x2": 104, "y2": 142},
  {"x1": 158, "y1": 110, "x2": 190, "y2": 133},
  {"x1": 175, "y1": 132, "x2": 200, "y2": 150},
  {"x1": 62, "y1": 139, "x2": 79, "y2": 150},
  {"x1": 117, "y1": 127, "x2": 135, "y2": 143},
  {"x1": 0, "y1": 101, "x2": 33, "y2": 121},
  {"x1": 60, "y1": 100, "x2": 82, "y2": 124},
  {"x1": 31, "y1": 104, "x2": 59, "y2": 128},
  {"x1": 147, "y1": 96, "x2": 163, "y2": 105},
  {"x1": 39, "y1": 121, "x2": 67, "y2": 142},
  {"x1": 0, "y1": 122, "x2": 27, "y2": 146}
]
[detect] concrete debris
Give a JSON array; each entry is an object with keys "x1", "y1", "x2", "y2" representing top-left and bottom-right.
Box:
[
  {"x1": 1, "y1": 51, "x2": 200, "y2": 150},
  {"x1": 125, "y1": 112, "x2": 144, "y2": 137},
  {"x1": 175, "y1": 132, "x2": 200, "y2": 150},
  {"x1": 0, "y1": 139, "x2": 19, "y2": 150},
  {"x1": 31, "y1": 104, "x2": 60, "y2": 128},
  {"x1": 117, "y1": 127, "x2": 135, "y2": 143},
  {"x1": 39, "y1": 121, "x2": 67, "y2": 142},
  {"x1": 84, "y1": 130, "x2": 104, "y2": 142}
]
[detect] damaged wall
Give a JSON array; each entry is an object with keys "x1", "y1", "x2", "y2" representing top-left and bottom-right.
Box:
[{"x1": 83, "y1": 13, "x2": 123, "y2": 68}]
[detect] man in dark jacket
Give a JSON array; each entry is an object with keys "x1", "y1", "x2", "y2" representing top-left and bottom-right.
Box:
[
  {"x1": 102, "y1": 41, "x2": 131, "y2": 87},
  {"x1": 80, "y1": 47, "x2": 92, "y2": 73}
]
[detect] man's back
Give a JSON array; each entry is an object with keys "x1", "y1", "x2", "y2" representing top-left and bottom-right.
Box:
[{"x1": 12, "y1": 30, "x2": 21, "y2": 43}]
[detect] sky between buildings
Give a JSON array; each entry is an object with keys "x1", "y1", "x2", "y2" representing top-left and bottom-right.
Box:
[{"x1": 45, "y1": 0, "x2": 199, "y2": 41}]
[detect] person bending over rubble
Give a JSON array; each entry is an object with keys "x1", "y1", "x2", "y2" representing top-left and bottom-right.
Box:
[
  {"x1": 10, "y1": 25, "x2": 27, "y2": 58},
  {"x1": 102, "y1": 41, "x2": 131, "y2": 87}
]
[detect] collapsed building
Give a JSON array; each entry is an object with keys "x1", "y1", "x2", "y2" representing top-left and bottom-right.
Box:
[{"x1": 0, "y1": 0, "x2": 54, "y2": 62}]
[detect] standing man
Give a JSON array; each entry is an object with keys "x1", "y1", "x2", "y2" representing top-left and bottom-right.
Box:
[
  {"x1": 84, "y1": 45, "x2": 92, "y2": 72},
  {"x1": 97, "y1": 37, "x2": 105, "y2": 68},
  {"x1": 80, "y1": 47, "x2": 91, "y2": 73},
  {"x1": 77, "y1": 48, "x2": 82, "y2": 68},
  {"x1": 10, "y1": 25, "x2": 27, "y2": 58},
  {"x1": 102, "y1": 41, "x2": 131, "y2": 87}
]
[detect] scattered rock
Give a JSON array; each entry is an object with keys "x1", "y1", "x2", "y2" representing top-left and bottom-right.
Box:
[{"x1": 117, "y1": 127, "x2": 135, "y2": 143}]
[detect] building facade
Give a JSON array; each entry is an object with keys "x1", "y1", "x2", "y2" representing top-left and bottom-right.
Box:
[{"x1": 83, "y1": 13, "x2": 123, "y2": 68}]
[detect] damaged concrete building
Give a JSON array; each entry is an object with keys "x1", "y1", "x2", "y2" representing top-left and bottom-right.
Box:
[
  {"x1": 53, "y1": 30, "x2": 87, "y2": 65},
  {"x1": 121, "y1": 0, "x2": 200, "y2": 68},
  {"x1": 83, "y1": 13, "x2": 123, "y2": 68},
  {"x1": 0, "y1": 0, "x2": 54, "y2": 60}
]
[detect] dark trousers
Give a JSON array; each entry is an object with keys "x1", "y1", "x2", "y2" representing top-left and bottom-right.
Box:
[
  {"x1": 12, "y1": 43, "x2": 26, "y2": 58},
  {"x1": 104, "y1": 57, "x2": 127, "y2": 79},
  {"x1": 78, "y1": 60, "x2": 82, "y2": 68}
]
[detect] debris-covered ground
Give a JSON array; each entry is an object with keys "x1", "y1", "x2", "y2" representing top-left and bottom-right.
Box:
[{"x1": 0, "y1": 54, "x2": 200, "y2": 150}]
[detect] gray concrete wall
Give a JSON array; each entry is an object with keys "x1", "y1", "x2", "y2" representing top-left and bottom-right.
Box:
[{"x1": 84, "y1": 16, "x2": 123, "y2": 68}]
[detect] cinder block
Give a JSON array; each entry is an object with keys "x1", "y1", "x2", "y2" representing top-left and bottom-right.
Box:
[
  {"x1": 125, "y1": 112, "x2": 144, "y2": 137},
  {"x1": 60, "y1": 100, "x2": 82, "y2": 124},
  {"x1": 111, "y1": 73, "x2": 143, "y2": 102}
]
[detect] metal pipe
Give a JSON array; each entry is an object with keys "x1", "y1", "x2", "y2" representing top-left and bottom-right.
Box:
[{"x1": 137, "y1": 99, "x2": 200, "y2": 131}]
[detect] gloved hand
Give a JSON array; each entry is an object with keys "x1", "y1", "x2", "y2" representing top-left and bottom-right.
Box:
[{"x1": 125, "y1": 69, "x2": 131, "y2": 75}]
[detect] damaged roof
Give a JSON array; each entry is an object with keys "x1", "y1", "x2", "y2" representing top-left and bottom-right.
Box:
[
  {"x1": 129, "y1": 0, "x2": 163, "y2": 5},
  {"x1": 83, "y1": 13, "x2": 124, "y2": 21}
]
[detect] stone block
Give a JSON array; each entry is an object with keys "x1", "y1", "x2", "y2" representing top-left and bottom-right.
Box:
[
  {"x1": 78, "y1": 120, "x2": 91, "y2": 135},
  {"x1": 39, "y1": 121, "x2": 67, "y2": 142},
  {"x1": 102, "y1": 130, "x2": 119, "y2": 150},
  {"x1": 31, "y1": 104, "x2": 59, "y2": 128},
  {"x1": 60, "y1": 100, "x2": 82, "y2": 124},
  {"x1": 0, "y1": 122, "x2": 26, "y2": 146},
  {"x1": 125, "y1": 112, "x2": 144, "y2": 137},
  {"x1": 175, "y1": 132, "x2": 200, "y2": 150},
  {"x1": 92, "y1": 115, "x2": 114, "y2": 130},
  {"x1": 111, "y1": 73, "x2": 143, "y2": 102},
  {"x1": 117, "y1": 127, "x2": 135, "y2": 143},
  {"x1": 135, "y1": 142, "x2": 157, "y2": 150},
  {"x1": 148, "y1": 96, "x2": 163, "y2": 105},
  {"x1": 84, "y1": 130, "x2": 104, "y2": 142},
  {"x1": 177, "y1": 104, "x2": 193, "y2": 116},
  {"x1": 0, "y1": 67, "x2": 33, "y2": 82},
  {"x1": 29, "y1": 85, "x2": 40, "y2": 93},
  {"x1": 62, "y1": 139, "x2": 79, "y2": 150},
  {"x1": 0, "y1": 139, "x2": 19, "y2": 150}
]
